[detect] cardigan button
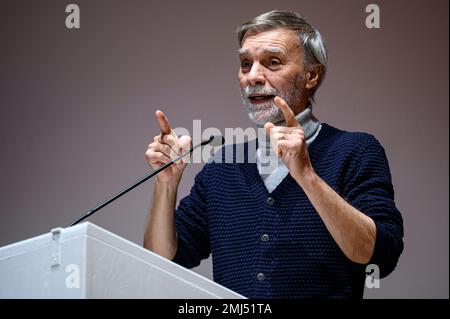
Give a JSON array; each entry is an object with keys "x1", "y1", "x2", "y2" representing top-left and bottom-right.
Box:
[
  {"x1": 257, "y1": 272, "x2": 265, "y2": 282},
  {"x1": 261, "y1": 234, "x2": 270, "y2": 242},
  {"x1": 266, "y1": 197, "x2": 275, "y2": 206}
]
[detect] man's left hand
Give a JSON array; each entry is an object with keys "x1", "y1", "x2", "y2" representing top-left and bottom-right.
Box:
[{"x1": 264, "y1": 96, "x2": 315, "y2": 183}]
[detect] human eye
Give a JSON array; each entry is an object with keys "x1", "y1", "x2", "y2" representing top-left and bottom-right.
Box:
[
  {"x1": 268, "y1": 58, "x2": 281, "y2": 69},
  {"x1": 240, "y1": 59, "x2": 252, "y2": 72}
]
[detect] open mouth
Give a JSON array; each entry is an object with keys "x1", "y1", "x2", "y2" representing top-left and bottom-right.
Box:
[{"x1": 248, "y1": 95, "x2": 275, "y2": 104}]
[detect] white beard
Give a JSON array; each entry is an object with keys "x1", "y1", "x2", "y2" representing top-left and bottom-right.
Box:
[
  {"x1": 244, "y1": 100, "x2": 284, "y2": 125},
  {"x1": 241, "y1": 74, "x2": 306, "y2": 125}
]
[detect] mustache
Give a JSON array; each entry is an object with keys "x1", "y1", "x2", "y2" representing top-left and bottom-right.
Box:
[{"x1": 241, "y1": 86, "x2": 278, "y2": 98}]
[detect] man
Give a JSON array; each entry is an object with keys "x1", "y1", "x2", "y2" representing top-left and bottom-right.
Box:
[{"x1": 143, "y1": 10, "x2": 403, "y2": 298}]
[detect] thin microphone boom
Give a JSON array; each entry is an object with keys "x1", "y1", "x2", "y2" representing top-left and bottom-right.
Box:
[{"x1": 66, "y1": 135, "x2": 223, "y2": 227}]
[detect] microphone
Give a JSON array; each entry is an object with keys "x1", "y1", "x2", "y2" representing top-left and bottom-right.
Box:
[{"x1": 66, "y1": 135, "x2": 224, "y2": 227}]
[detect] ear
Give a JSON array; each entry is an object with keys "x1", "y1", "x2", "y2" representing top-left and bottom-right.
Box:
[{"x1": 305, "y1": 65, "x2": 322, "y2": 90}]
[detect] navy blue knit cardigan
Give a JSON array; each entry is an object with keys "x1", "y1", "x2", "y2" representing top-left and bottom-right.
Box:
[{"x1": 172, "y1": 123, "x2": 404, "y2": 298}]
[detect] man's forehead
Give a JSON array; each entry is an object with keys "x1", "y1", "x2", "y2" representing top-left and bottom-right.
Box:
[
  {"x1": 239, "y1": 29, "x2": 299, "y2": 55},
  {"x1": 238, "y1": 47, "x2": 285, "y2": 55}
]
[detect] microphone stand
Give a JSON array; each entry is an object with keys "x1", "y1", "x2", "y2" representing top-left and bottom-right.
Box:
[{"x1": 66, "y1": 136, "x2": 216, "y2": 227}]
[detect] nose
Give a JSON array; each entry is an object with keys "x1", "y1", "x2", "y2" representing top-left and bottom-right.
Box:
[{"x1": 247, "y1": 62, "x2": 266, "y2": 86}]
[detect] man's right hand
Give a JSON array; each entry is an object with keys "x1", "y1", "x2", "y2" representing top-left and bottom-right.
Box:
[{"x1": 145, "y1": 110, "x2": 192, "y2": 184}]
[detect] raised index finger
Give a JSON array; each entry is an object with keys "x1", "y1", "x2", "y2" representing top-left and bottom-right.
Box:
[
  {"x1": 155, "y1": 110, "x2": 173, "y2": 136},
  {"x1": 274, "y1": 96, "x2": 298, "y2": 127}
]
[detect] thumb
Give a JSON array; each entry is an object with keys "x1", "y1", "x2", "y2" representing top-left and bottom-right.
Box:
[
  {"x1": 178, "y1": 135, "x2": 192, "y2": 164},
  {"x1": 264, "y1": 122, "x2": 275, "y2": 135}
]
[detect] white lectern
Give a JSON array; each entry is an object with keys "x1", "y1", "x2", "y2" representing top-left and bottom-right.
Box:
[{"x1": 0, "y1": 222, "x2": 244, "y2": 299}]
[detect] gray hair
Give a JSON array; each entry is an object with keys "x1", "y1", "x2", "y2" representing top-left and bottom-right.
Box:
[{"x1": 237, "y1": 10, "x2": 328, "y2": 102}]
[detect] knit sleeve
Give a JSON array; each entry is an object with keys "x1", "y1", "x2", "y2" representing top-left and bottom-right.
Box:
[
  {"x1": 341, "y1": 139, "x2": 404, "y2": 278},
  {"x1": 171, "y1": 165, "x2": 211, "y2": 269}
]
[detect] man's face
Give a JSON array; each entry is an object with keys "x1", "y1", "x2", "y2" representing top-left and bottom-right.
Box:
[{"x1": 239, "y1": 28, "x2": 306, "y2": 125}]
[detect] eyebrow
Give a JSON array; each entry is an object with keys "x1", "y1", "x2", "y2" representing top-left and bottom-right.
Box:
[
  {"x1": 238, "y1": 47, "x2": 285, "y2": 55},
  {"x1": 264, "y1": 47, "x2": 285, "y2": 54},
  {"x1": 237, "y1": 48, "x2": 248, "y2": 55}
]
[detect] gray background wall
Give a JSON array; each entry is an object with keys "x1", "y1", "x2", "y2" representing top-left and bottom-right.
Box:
[{"x1": 0, "y1": 0, "x2": 448, "y2": 298}]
